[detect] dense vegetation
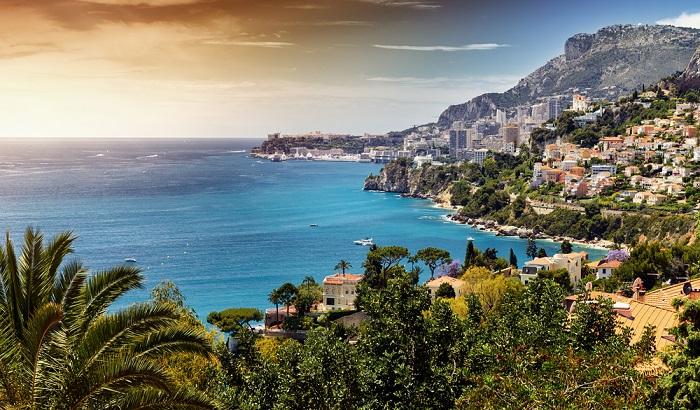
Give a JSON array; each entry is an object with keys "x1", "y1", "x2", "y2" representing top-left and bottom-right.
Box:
[
  {"x1": 256, "y1": 135, "x2": 403, "y2": 154},
  {"x1": 200, "y1": 245, "x2": 700, "y2": 409}
]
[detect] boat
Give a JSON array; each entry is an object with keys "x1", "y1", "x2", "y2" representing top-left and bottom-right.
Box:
[
  {"x1": 124, "y1": 258, "x2": 137, "y2": 263},
  {"x1": 309, "y1": 224, "x2": 319, "y2": 227},
  {"x1": 467, "y1": 236, "x2": 475, "y2": 241},
  {"x1": 353, "y1": 238, "x2": 374, "y2": 246}
]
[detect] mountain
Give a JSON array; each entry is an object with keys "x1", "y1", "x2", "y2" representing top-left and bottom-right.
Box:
[
  {"x1": 680, "y1": 45, "x2": 700, "y2": 90},
  {"x1": 438, "y1": 24, "x2": 700, "y2": 127}
]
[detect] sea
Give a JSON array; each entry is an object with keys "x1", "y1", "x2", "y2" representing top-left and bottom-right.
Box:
[{"x1": 0, "y1": 138, "x2": 605, "y2": 318}]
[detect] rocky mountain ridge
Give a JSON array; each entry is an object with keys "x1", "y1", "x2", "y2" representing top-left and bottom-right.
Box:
[{"x1": 438, "y1": 24, "x2": 700, "y2": 127}]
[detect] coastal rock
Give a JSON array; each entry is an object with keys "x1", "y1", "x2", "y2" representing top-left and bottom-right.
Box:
[
  {"x1": 438, "y1": 24, "x2": 700, "y2": 126},
  {"x1": 363, "y1": 159, "x2": 455, "y2": 199}
]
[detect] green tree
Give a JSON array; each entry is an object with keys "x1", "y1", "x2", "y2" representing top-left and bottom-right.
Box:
[
  {"x1": 465, "y1": 239, "x2": 476, "y2": 267},
  {"x1": 537, "y1": 248, "x2": 548, "y2": 258},
  {"x1": 411, "y1": 247, "x2": 451, "y2": 279},
  {"x1": 294, "y1": 276, "x2": 322, "y2": 316},
  {"x1": 560, "y1": 239, "x2": 573, "y2": 254},
  {"x1": 526, "y1": 237, "x2": 538, "y2": 259},
  {"x1": 277, "y1": 282, "x2": 298, "y2": 316},
  {"x1": 435, "y1": 282, "x2": 456, "y2": 298},
  {"x1": 207, "y1": 307, "x2": 263, "y2": 333},
  {"x1": 0, "y1": 228, "x2": 214, "y2": 409},
  {"x1": 334, "y1": 259, "x2": 352, "y2": 275},
  {"x1": 509, "y1": 248, "x2": 518, "y2": 267},
  {"x1": 268, "y1": 287, "x2": 282, "y2": 324}
]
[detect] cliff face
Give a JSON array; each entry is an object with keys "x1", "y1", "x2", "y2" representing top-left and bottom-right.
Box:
[
  {"x1": 363, "y1": 160, "x2": 455, "y2": 200},
  {"x1": 438, "y1": 24, "x2": 700, "y2": 127},
  {"x1": 680, "y1": 45, "x2": 700, "y2": 90}
]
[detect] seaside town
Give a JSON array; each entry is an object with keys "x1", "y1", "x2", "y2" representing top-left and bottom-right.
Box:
[{"x1": 7, "y1": 0, "x2": 700, "y2": 407}]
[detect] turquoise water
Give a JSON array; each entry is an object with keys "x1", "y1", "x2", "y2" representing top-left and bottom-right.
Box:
[{"x1": 0, "y1": 138, "x2": 604, "y2": 318}]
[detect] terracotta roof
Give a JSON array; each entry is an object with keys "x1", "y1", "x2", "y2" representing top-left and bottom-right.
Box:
[
  {"x1": 641, "y1": 278, "x2": 700, "y2": 311},
  {"x1": 426, "y1": 276, "x2": 465, "y2": 288},
  {"x1": 597, "y1": 260, "x2": 622, "y2": 269},
  {"x1": 526, "y1": 257, "x2": 553, "y2": 266},
  {"x1": 323, "y1": 273, "x2": 363, "y2": 285},
  {"x1": 617, "y1": 300, "x2": 677, "y2": 350}
]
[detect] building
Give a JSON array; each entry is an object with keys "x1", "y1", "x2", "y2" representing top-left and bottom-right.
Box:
[
  {"x1": 593, "y1": 259, "x2": 622, "y2": 280},
  {"x1": 449, "y1": 129, "x2": 469, "y2": 156},
  {"x1": 548, "y1": 97, "x2": 561, "y2": 120},
  {"x1": 591, "y1": 164, "x2": 617, "y2": 176},
  {"x1": 572, "y1": 94, "x2": 590, "y2": 112},
  {"x1": 426, "y1": 276, "x2": 465, "y2": 299},
  {"x1": 531, "y1": 102, "x2": 548, "y2": 124},
  {"x1": 502, "y1": 123, "x2": 520, "y2": 145},
  {"x1": 472, "y1": 148, "x2": 489, "y2": 165},
  {"x1": 320, "y1": 273, "x2": 363, "y2": 311},
  {"x1": 520, "y1": 252, "x2": 587, "y2": 286},
  {"x1": 496, "y1": 109, "x2": 506, "y2": 125}
]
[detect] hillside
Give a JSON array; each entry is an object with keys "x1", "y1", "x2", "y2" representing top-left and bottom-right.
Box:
[{"x1": 438, "y1": 24, "x2": 700, "y2": 127}]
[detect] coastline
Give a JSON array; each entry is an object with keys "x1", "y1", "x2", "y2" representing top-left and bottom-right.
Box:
[{"x1": 408, "y1": 191, "x2": 615, "y2": 252}]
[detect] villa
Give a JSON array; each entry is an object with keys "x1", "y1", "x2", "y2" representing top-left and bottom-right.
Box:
[
  {"x1": 319, "y1": 273, "x2": 363, "y2": 311},
  {"x1": 426, "y1": 276, "x2": 465, "y2": 299},
  {"x1": 520, "y1": 252, "x2": 587, "y2": 286}
]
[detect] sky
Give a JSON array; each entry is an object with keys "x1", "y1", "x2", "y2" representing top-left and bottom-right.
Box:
[{"x1": 1, "y1": 0, "x2": 700, "y2": 137}]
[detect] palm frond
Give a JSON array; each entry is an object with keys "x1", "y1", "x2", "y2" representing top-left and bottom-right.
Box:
[
  {"x1": 75, "y1": 303, "x2": 179, "y2": 373},
  {"x1": 111, "y1": 387, "x2": 218, "y2": 410},
  {"x1": 20, "y1": 302, "x2": 63, "y2": 407},
  {"x1": 42, "y1": 230, "x2": 75, "y2": 281},
  {"x1": 71, "y1": 356, "x2": 175, "y2": 409},
  {"x1": 79, "y1": 265, "x2": 143, "y2": 331},
  {"x1": 131, "y1": 327, "x2": 212, "y2": 359},
  {"x1": 18, "y1": 227, "x2": 46, "y2": 324},
  {"x1": 3, "y1": 232, "x2": 25, "y2": 339}
]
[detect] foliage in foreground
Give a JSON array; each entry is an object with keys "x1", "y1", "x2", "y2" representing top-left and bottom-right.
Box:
[{"x1": 0, "y1": 228, "x2": 216, "y2": 409}]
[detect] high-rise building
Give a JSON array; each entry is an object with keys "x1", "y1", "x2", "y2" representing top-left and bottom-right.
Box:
[
  {"x1": 547, "y1": 97, "x2": 561, "y2": 120},
  {"x1": 449, "y1": 129, "x2": 468, "y2": 156},
  {"x1": 517, "y1": 106, "x2": 530, "y2": 125},
  {"x1": 531, "y1": 103, "x2": 548, "y2": 124},
  {"x1": 495, "y1": 109, "x2": 506, "y2": 125},
  {"x1": 502, "y1": 123, "x2": 520, "y2": 145}
]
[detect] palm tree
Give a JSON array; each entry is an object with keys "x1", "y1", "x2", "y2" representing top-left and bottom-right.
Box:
[
  {"x1": 277, "y1": 282, "x2": 297, "y2": 317},
  {"x1": 268, "y1": 288, "x2": 282, "y2": 324},
  {"x1": 0, "y1": 227, "x2": 215, "y2": 409},
  {"x1": 335, "y1": 260, "x2": 352, "y2": 275}
]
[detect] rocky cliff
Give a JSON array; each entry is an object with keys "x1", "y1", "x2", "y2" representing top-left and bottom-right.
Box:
[
  {"x1": 680, "y1": 45, "x2": 700, "y2": 90},
  {"x1": 363, "y1": 160, "x2": 456, "y2": 203},
  {"x1": 438, "y1": 24, "x2": 700, "y2": 127}
]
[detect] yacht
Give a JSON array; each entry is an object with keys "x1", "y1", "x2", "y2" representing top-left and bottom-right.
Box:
[
  {"x1": 353, "y1": 238, "x2": 374, "y2": 246},
  {"x1": 309, "y1": 224, "x2": 319, "y2": 227},
  {"x1": 467, "y1": 236, "x2": 475, "y2": 241},
  {"x1": 124, "y1": 258, "x2": 137, "y2": 263}
]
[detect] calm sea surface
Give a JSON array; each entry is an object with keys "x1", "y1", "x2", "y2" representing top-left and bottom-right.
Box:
[{"x1": 0, "y1": 138, "x2": 604, "y2": 318}]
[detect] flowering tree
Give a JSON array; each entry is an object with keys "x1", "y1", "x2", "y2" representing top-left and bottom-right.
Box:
[
  {"x1": 437, "y1": 259, "x2": 462, "y2": 278},
  {"x1": 606, "y1": 249, "x2": 629, "y2": 262}
]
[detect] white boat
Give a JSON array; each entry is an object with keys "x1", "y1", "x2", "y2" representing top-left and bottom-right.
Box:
[
  {"x1": 353, "y1": 238, "x2": 374, "y2": 246},
  {"x1": 124, "y1": 258, "x2": 137, "y2": 263},
  {"x1": 467, "y1": 236, "x2": 475, "y2": 241}
]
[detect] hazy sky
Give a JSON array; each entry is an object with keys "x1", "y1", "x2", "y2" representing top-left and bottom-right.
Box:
[{"x1": 1, "y1": 0, "x2": 700, "y2": 137}]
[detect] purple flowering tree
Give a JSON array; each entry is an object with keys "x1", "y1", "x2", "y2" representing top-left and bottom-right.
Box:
[
  {"x1": 606, "y1": 249, "x2": 629, "y2": 262},
  {"x1": 436, "y1": 259, "x2": 463, "y2": 278}
]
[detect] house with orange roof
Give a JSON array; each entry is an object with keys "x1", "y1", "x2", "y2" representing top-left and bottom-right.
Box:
[
  {"x1": 593, "y1": 259, "x2": 622, "y2": 280},
  {"x1": 319, "y1": 273, "x2": 363, "y2": 311},
  {"x1": 426, "y1": 276, "x2": 465, "y2": 300}
]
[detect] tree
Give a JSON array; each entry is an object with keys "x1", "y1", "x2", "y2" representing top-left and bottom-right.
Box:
[
  {"x1": 465, "y1": 239, "x2": 476, "y2": 267},
  {"x1": 0, "y1": 228, "x2": 214, "y2": 409},
  {"x1": 526, "y1": 237, "x2": 538, "y2": 259},
  {"x1": 560, "y1": 239, "x2": 573, "y2": 254},
  {"x1": 435, "y1": 282, "x2": 456, "y2": 298},
  {"x1": 207, "y1": 307, "x2": 263, "y2": 333},
  {"x1": 412, "y1": 247, "x2": 451, "y2": 279},
  {"x1": 268, "y1": 288, "x2": 282, "y2": 324},
  {"x1": 509, "y1": 248, "x2": 518, "y2": 267},
  {"x1": 294, "y1": 276, "x2": 323, "y2": 316},
  {"x1": 277, "y1": 282, "x2": 298, "y2": 316},
  {"x1": 335, "y1": 259, "x2": 352, "y2": 275},
  {"x1": 537, "y1": 248, "x2": 548, "y2": 258}
]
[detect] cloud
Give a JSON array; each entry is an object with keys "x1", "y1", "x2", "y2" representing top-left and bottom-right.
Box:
[
  {"x1": 202, "y1": 40, "x2": 295, "y2": 48},
  {"x1": 657, "y1": 11, "x2": 700, "y2": 28},
  {"x1": 358, "y1": 0, "x2": 442, "y2": 9},
  {"x1": 79, "y1": 0, "x2": 205, "y2": 5},
  {"x1": 373, "y1": 43, "x2": 508, "y2": 51},
  {"x1": 284, "y1": 4, "x2": 330, "y2": 9}
]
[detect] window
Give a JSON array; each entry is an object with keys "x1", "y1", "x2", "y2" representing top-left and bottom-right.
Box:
[
  {"x1": 345, "y1": 290, "x2": 348, "y2": 294},
  {"x1": 326, "y1": 298, "x2": 335, "y2": 306}
]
